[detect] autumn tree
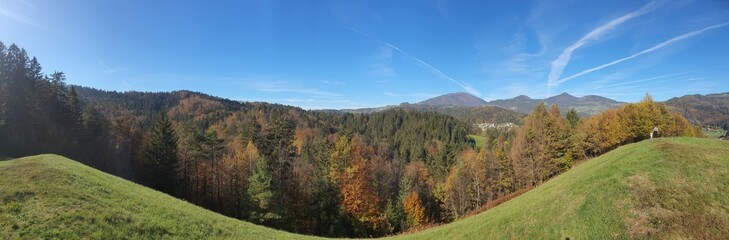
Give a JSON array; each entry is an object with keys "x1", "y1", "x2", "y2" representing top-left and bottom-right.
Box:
[
  {"x1": 339, "y1": 135, "x2": 384, "y2": 236},
  {"x1": 510, "y1": 103, "x2": 574, "y2": 187},
  {"x1": 578, "y1": 96, "x2": 702, "y2": 156},
  {"x1": 402, "y1": 191, "x2": 428, "y2": 228},
  {"x1": 443, "y1": 164, "x2": 469, "y2": 218},
  {"x1": 442, "y1": 147, "x2": 491, "y2": 218},
  {"x1": 399, "y1": 161, "x2": 439, "y2": 229},
  {"x1": 329, "y1": 135, "x2": 352, "y2": 185}
]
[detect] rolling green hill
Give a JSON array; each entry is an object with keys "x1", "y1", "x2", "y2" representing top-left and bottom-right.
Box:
[
  {"x1": 0, "y1": 154, "x2": 318, "y2": 240},
  {"x1": 394, "y1": 138, "x2": 729, "y2": 239},
  {"x1": 2, "y1": 138, "x2": 729, "y2": 239}
]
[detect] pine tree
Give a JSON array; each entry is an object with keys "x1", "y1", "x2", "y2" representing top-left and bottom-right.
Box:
[
  {"x1": 566, "y1": 108, "x2": 580, "y2": 128},
  {"x1": 142, "y1": 112, "x2": 179, "y2": 194},
  {"x1": 0, "y1": 42, "x2": 7, "y2": 128},
  {"x1": 247, "y1": 156, "x2": 280, "y2": 224}
]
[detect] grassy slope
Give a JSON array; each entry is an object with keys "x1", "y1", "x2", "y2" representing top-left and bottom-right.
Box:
[
  {"x1": 468, "y1": 135, "x2": 486, "y2": 149},
  {"x1": 395, "y1": 138, "x2": 729, "y2": 239},
  {"x1": 704, "y1": 128, "x2": 727, "y2": 138},
  {"x1": 1, "y1": 138, "x2": 728, "y2": 239},
  {"x1": 0, "y1": 154, "x2": 321, "y2": 240}
]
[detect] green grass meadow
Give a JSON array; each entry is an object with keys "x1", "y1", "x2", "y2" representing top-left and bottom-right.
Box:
[
  {"x1": 0, "y1": 154, "x2": 321, "y2": 240},
  {"x1": 2, "y1": 138, "x2": 728, "y2": 239},
  {"x1": 395, "y1": 138, "x2": 729, "y2": 239},
  {"x1": 468, "y1": 134, "x2": 486, "y2": 149},
  {"x1": 704, "y1": 128, "x2": 727, "y2": 138}
]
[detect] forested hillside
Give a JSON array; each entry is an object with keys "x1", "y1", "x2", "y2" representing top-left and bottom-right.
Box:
[
  {"x1": 0, "y1": 41, "x2": 703, "y2": 238},
  {"x1": 664, "y1": 92, "x2": 729, "y2": 129}
]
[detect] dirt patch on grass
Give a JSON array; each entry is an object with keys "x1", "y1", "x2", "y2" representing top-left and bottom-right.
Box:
[
  {"x1": 625, "y1": 173, "x2": 729, "y2": 239},
  {"x1": 625, "y1": 174, "x2": 660, "y2": 238}
]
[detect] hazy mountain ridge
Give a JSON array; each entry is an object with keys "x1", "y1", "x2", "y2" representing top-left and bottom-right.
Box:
[
  {"x1": 415, "y1": 92, "x2": 624, "y2": 116},
  {"x1": 489, "y1": 92, "x2": 625, "y2": 116},
  {"x1": 417, "y1": 92, "x2": 488, "y2": 107},
  {"x1": 664, "y1": 92, "x2": 729, "y2": 129}
]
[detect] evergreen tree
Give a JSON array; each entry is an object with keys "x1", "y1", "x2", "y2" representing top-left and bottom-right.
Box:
[
  {"x1": 142, "y1": 112, "x2": 179, "y2": 194},
  {"x1": 0, "y1": 42, "x2": 7, "y2": 128},
  {"x1": 247, "y1": 156, "x2": 280, "y2": 225},
  {"x1": 566, "y1": 108, "x2": 581, "y2": 128}
]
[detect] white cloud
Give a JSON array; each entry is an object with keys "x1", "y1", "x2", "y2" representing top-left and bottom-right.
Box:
[{"x1": 547, "y1": 1, "x2": 661, "y2": 88}]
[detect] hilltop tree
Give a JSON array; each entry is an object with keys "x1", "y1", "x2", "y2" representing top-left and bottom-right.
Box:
[{"x1": 510, "y1": 103, "x2": 574, "y2": 187}]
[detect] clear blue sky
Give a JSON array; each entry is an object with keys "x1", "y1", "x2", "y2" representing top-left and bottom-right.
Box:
[{"x1": 2, "y1": 0, "x2": 728, "y2": 109}]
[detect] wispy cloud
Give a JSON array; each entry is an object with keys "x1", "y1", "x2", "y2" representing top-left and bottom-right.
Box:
[
  {"x1": 244, "y1": 80, "x2": 342, "y2": 97},
  {"x1": 547, "y1": 1, "x2": 661, "y2": 88},
  {"x1": 610, "y1": 77, "x2": 707, "y2": 91},
  {"x1": 594, "y1": 71, "x2": 694, "y2": 89},
  {"x1": 94, "y1": 60, "x2": 126, "y2": 74},
  {"x1": 0, "y1": 6, "x2": 44, "y2": 29},
  {"x1": 383, "y1": 91, "x2": 402, "y2": 97},
  {"x1": 349, "y1": 27, "x2": 481, "y2": 96},
  {"x1": 558, "y1": 22, "x2": 729, "y2": 84},
  {"x1": 276, "y1": 98, "x2": 316, "y2": 103},
  {"x1": 367, "y1": 46, "x2": 396, "y2": 77},
  {"x1": 323, "y1": 80, "x2": 345, "y2": 85},
  {"x1": 17, "y1": 0, "x2": 37, "y2": 10}
]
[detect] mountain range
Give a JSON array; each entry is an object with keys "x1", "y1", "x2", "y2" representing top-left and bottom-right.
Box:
[{"x1": 416, "y1": 92, "x2": 624, "y2": 116}]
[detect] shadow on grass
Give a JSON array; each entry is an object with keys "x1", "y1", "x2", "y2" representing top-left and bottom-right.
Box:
[{"x1": 0, "y1": 156, "x2": 12, "y2": 161}]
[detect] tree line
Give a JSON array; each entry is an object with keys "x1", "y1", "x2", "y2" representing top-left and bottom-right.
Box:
[{"x1": 0, "y1": 41, "x2": 703, "y2": 237}]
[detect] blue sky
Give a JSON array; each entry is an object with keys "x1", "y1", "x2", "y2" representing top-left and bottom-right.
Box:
[{"x1": 2, "y1": 0, "x2": 728, "y2": 109}]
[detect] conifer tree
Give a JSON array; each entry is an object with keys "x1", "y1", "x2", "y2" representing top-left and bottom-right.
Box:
[
  {"x1": 247, "y1": 156, "x2": 280, "y2": 224},
  {"x1": 143, "y1": 112, "x2": 179, "y2": 194}
]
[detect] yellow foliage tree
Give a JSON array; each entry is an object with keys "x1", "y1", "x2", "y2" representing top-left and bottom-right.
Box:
[{"x1": 402, "y1": 191, "x2": 428, "y2": 228}]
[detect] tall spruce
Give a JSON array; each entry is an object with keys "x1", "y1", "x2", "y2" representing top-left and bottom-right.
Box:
[
  {"x1": 566, "y1": 108, "x2": 580, "y2": 128},
  {"x1": 143, "y1": 112, "x2": 179, "y2": 194}
]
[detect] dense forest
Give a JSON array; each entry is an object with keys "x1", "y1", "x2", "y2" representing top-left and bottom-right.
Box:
[
  {"x1": 0, "y1": 41, "x2": 703, "y2": 237},
  {"x1": 665, "y1": 93, "x2": 729, "y2": 130}
]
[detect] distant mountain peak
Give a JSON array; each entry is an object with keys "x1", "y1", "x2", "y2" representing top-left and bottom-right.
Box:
[
  {"x1": 417, "y1": 92, "x2": 487, "y2": 107},
  {"x1": 513, "y1": 95, "x2": 532, "y2": 100},
  {"x1": 557, "y1": 92, "x2": 574, "y2": 97},
  {"x1": 546, "y1": 92, "x2": 579, "y2": 103}
]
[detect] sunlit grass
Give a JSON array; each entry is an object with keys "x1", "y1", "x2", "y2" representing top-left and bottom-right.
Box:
[
  {"x1": 0, "y1": 154, "x2": 322, "y2": 239},
  {"x1": 704, "y1": 128, "x2": 726, "y2": 138},
  {"x1": 393, "y1": 138, "x2": 729, "y2": 239},
  {"x1": 2, "y1": 138, "x2": 728, "y2": 239},
  {"x1": 468, "y1": 135, "x2": 486, "y2": 149}
]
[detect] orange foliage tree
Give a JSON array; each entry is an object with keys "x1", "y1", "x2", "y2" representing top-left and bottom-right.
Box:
[
  {"x1": 578, "y1": 95, "x2": 702, "y2": 156},
  {"x1": 338, "y1": 135, "x2": 385, "y2": 236},
  {"x1": 402, "y1": 191, "x2": 428, "y2": 227}
]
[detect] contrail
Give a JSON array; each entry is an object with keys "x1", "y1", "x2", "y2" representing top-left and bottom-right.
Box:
[
  {"x1": 348, "y1": 27, "x2": 481, "y2": 96},
  {"x1": 594, "y1": 71, "x2": 694, "y2": 89},
  {"x1": 558, "y1": 22, "x2": 729, "y2": 84},
  {"x1": 547, "y1": 0, "x2": 661, "y2": 88}
]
